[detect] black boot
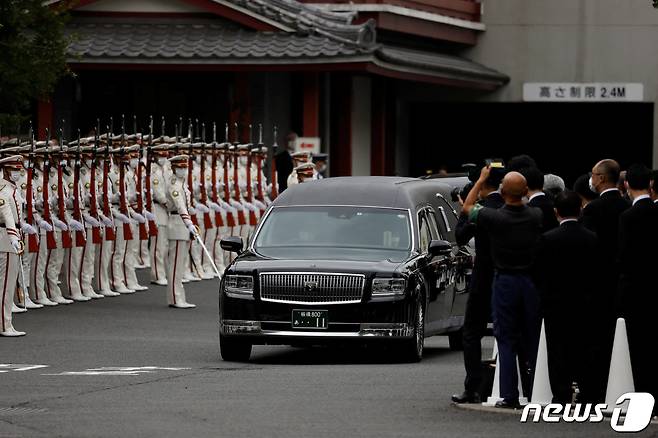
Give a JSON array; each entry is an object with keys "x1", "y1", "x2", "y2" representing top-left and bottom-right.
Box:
[{"x1": 451, "y1": 391, "x2": 481, "y2": 404}]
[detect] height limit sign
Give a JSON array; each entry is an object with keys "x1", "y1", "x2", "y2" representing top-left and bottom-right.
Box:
[{"x1": 523, "y1": 83, "x2": 643, "y2": 102}]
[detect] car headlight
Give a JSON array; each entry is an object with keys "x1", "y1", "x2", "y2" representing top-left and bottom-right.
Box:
[
  {"x1": 371, "y1": 278, "x2": 406, "y2": 297},
  {"x1": 224, "y1": 275, "x2": 254, "y2": 299}
]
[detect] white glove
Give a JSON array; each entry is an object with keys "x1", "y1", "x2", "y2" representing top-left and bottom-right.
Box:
[
  {"x1": 10, "y1": 236, "x2": 22, "y2": 253},
  {"x1": 99, "y1": 214, "x2": 114, "y2": 227},
  {"x1": 229, "y1": 199, "x2": 244, "y2": 211},
  {"x1": 242, "y1": 201, "x2": 257, "y2": 212},
  {"x1": 52, "y1": 217, "x2": 68, "y2": 231},
  {"x1": 238, "y1": 182, "x2": 247, "y2": 190},
  {"x1": 37, "y1": 218, "x2": 53, "y2": 232},
  {"x1": 35, "y1": 199, "x2": 44, "y2": 209},
  {"x1": 253, "y1": 200, "x2": 267, "y2": 210},
  {"x1": 187, "y1": 223, "x2": 197, "y2": 236},
  {"x1": 69, "y1": 219, "x2": 84, "y2": 232},
  {"x1": 20, "y1": 222, "x2": 38, "y2": 235},
  {"x1": 131, "y1": 212, "x2": 146, "y2": 224},
  {"x1": 83, "y1": 213, "x2": 101, "y2": 227},
  {"x1": 209, "y1": 202, "x2": 222, "y2": 212},
  {"x1": 113, "y1": 212, "x2": 130, "y2": 224},
  {"x1": 144, "y1": 210, "x2": 156, "y2": 221},
  {"x1": 189, "y1": 206, "x2": 197, "y2": 215},
  {"x1": 196, "y1": 203, "x2": 210, "y2": 213}
]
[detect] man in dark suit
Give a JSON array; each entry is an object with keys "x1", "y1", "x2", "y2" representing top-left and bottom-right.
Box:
[
  {"x1": 535, "y1": 191, "x2": 599, "y2": 403},
  {"x1": 581, "y1": 159, "x2": 630, "y2": 402},
  {"x1": 617, "y1": 164, "x2": 657, "y2": 412},
  {"x1": 275, "y1": 132, "x2": 295, "y2": 192},
  {"x1": 522, "y1": 166, "x2": 558, "y2": 233},
  {"x1": 452, "y1": 170, "x2": 504, "y2": 403}
]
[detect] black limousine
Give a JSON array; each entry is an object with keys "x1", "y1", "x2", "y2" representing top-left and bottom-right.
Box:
[{"x1": 219, "y1": 177, "x2": 472, "y2": 362}]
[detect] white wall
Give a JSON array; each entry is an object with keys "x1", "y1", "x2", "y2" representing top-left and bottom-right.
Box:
[
  {"x1": 467, "y1": 0, "x2": 658, "y2": 167},
  {"x1": 351, "y1": 76, "x2": 372, "y2": 176}
]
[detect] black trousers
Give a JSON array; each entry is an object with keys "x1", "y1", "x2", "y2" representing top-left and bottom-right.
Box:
[
  {"x1": 462, "y1": 265, "x2": 494, "y2": 394},
  {"x1": 545, "y1": 316, "x2": 583, "y2": 403}
]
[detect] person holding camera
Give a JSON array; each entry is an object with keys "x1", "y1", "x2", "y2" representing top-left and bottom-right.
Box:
[
  {"x1": 461, "y1": 166, "x2": 543, "y2": 409},
  {"x1": 452, "y1": 166, "x2": 504, "y2": 404}
]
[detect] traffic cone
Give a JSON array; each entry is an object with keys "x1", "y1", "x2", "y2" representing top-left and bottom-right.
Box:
[
  {"x1": 531, "y1": 320, "x2": 553, "y2": 405},
  {"x1": 604, "y1": 318, "x2": 634, "y2": 414},
  {"x1": 483, "y1": 340, "x2": 528, "y2": 406}
]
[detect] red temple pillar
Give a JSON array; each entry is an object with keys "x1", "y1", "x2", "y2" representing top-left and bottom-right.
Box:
[
  {"x1": 330, "y1": 74, "x2": 352, "y2": 176},
  {"x1": 302, "y1": 73, "x2": 320, "y2": 137}
]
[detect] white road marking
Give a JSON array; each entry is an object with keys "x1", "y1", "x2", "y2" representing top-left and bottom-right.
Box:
[
  {"x1": 42, "y1": 366, "x2": 191, "y2": 376},
  {"x1": 0, "y1": 364, "x2": 49, "y2": 373}
]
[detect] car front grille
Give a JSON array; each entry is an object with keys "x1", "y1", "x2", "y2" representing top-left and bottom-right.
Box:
[{"x1": 259, "y1": 273, "x2": 365, "y2": 305}]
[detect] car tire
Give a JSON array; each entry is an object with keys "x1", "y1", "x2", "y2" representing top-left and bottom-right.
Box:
[
  {"x1": 448, "y1": 329, "x2": 464, "y2": 351},
  {"x1": 220, "y1": 335, "x2": 252, "y2": 362},
  {"x1": 394, "y1": 297, "x2": 425, "y2": 363}
]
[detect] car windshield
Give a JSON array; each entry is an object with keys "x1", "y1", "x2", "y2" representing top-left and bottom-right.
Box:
[{"x1": 254, "y1": 206, "x2": 412, "y2": 262}]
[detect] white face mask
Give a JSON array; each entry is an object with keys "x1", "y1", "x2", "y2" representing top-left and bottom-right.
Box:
[
  {"x1": 23, "y1": 160, "x2": 29, "y2": 168},
  {"x1": 129, "y1": 158, "x2": 139, "y2": 169},
  {"x1": 174, "y1": 168, "x2": 187, "y2": 179},
  {"x1": 317, "y1": 164, "x2": 327, "y2": 173},
  {"x1": 239, "y1": 156, "x2": 248, "y2": 167},
  {"x1": 9, "y1": 171, "x2": 21, "y2": 182},
  {"x1": 60, "y1": 160, "x2": 68, "y2": 167},
  {"x1": 157, "y1": 157, "x2": 167, "y2": 167},
  {"x1": 588, "y1": 176, "x2": 596, "y2": 193},
  {"x1": 85, "y1": 159, "x2": 93, "y2": 168},
  {"x1": 195, "y1": 155, "x2": 201, "y2": 164}
]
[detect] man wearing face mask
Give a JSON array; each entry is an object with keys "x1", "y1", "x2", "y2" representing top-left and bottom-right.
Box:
[
  {"x1": 123, "y1": 145, "x2": 148, "y2": 292},
  {"x1": 312, "y1": 153, "x2": 328, "y2": 179},
  {"x1": 0, "y1": 155, "x2": 28, "y2": 336},
  {"x1": 166, "y1": 155, "x2": 198, "y2": 308},
  {"x1": 287, "y1": 151, "x2": 314, "y2": 188},
  {"x1": 580, "y1": 158, "x2": 630, "y2": 402},
  {"x1": 149, "y1": 144, "x2": 171, "y2": 286}
]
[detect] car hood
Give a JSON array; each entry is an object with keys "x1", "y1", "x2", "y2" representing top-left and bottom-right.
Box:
[{"x1": 230, "y1": 252, "x2": 406, "y2": 276}]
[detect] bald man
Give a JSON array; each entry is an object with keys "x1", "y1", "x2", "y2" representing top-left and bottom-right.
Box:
[
  {"x1": 462, "y1": 167, "x2": 543, "y2": 409},
  {"x1": 581, "y1": 159, "x2": 629, "y2": 402}
]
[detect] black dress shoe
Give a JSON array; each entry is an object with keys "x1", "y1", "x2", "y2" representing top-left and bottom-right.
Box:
[
  {"x1": 451, "y1": 391, "x2": 481, "y2": 404},
  {"x1": 495, "y1": 399, "x2": 521, "y2": 409}
]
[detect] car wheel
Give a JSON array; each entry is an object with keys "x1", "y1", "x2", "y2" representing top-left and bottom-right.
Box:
[
  {"x1": 395, "y1": 297, "x2": 425, "y2": 363},
  {"x1": 448, "y1": 329, "x2": 464, "y2": 351},
  {"x1": 220, "y1": 335, "x2": 252, "y2": 362}
]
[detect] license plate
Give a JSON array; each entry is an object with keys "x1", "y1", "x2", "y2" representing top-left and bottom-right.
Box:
[{"x1": 292, "y1": 309, "x2": 328, "y2": 330}]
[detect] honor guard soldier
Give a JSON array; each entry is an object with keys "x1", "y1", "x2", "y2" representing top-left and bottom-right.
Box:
[
  {"x1": 1, "y1": 155, "x2": 27, "y2": 336},
  {"x1": 124, "y1": 143, "x2": 148, "y2": 292},
  {"x1": 166, "y1": 155, "x2": 198, "y2": 308},
  {"x1": 294, "y1": 162, "x2": 317, "y2": 184},
  {"x1": 149, "y1": 143, "x2": 171, "y2": 285},
  {"x1": 286, "y1": 151, "x2": 312, "y2": 187}
]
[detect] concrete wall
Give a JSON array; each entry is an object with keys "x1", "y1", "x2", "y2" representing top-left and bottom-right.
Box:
[{"x1": 466, "y1": 0, "x2": 658, "y2": 167}]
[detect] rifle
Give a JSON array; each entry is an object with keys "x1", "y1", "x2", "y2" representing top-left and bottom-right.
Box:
[
  {"x1": 118, "y1": 116, "x2": 133, "y2": 240},
  {"x1": 255, "y1": 123, "x2": 266, "y2": 215},
  {"x1": 135, "y1": 128, "x2": 148, "y2": 241},
  {"x1": 222, "y1": 123, "x2": 236, "y2": 228},
  {"x1": 199, "y1": 123, "x2": 213, "y2": 230},
  {"x1": 72, "y1": 129, "x2": 86, "y2": 247},
  {"x1": 270, "y1": 126, "x2": 279, "y2": 200},
  {"x1": 102, "y1": 125, "x2": 116, "y2": 241},
  {"x1": 25, "y1": 123, "x2": 39, "y2": 253},
  {"x1": 88, "y1": 120, "x2": 103, "y2": 244},
  {"x1": 210, "y1": 122, "x2": 224, "y2": 228},
  {"x1": 41, "y1": 129, "x2": 57, "y2": 249},
  {"x1": 145, "y1": 116, "x2": 158, "y2": 237},
  {"x1": 245, "y1": 124, "x2": 258, "y2": 226},
  {"x1": 57, "y1": 127, "x2": 73, "y2": 249},
  {"x1": 187, "y1": 118, "x2": 199, "y2": 227},
  {"x1": 232, "y1": 123, "x2": 246, "y2": 227}
]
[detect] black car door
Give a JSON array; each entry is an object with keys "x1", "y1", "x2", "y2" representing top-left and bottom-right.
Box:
[{"x1": 419, "y1": 207, "x2": 455, "y2": 335}]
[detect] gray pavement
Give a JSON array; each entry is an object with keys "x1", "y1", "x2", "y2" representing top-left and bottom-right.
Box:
[{"x1": 0, "y1": 269, "x2": 649, "y2": 438}]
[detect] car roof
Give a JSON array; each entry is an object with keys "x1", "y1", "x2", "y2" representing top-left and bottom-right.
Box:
[{"x1": 273, "y1": 176, "x2": 455, "y2": 210}]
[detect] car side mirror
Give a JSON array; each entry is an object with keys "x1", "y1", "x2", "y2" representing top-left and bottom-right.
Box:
[
  {"x1": 428, "y1": 239, "x2": 452, "y2": 257},
  {"x1": 220, "y1": 236, "x2": 244, "y2": 254}
]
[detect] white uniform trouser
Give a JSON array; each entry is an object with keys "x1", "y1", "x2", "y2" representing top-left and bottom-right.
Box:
[
  {"x1": 125, "y1": 224, "x2": 142, "y2": 289},
  {"x1": 80, "y1": 228, "x2": 96, "y2": 296},
  {"x1": 149, "y1": 225, "x2": 168, "y2": 282},
  {"x1": 45, "y1": 231, "x2": 65, "y2": 300},
  {"x1": 31, "y1": 238, "x2": 47, "y2": 302},
  {"x1": 167, "y1": 239, "x2": 190, "y2": 305},
  {"x1": 202, "y1": 225, "x2": 217, "y2": 276},
  {"x1": 138, "y1": 239, "x2": 150, "y2": 267},
  {"x1": 110, "y1": 225, "x2": 129, "y2": 291},
  {"x1": 1, "y1": 252, "x2": 20, "y2": 333},
  {"x1": 95, "y1": 231, "x2": 113, "y2": 293},
  {"x1": 63, "y1": 243, "x2": 85, "y2": 300}
]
